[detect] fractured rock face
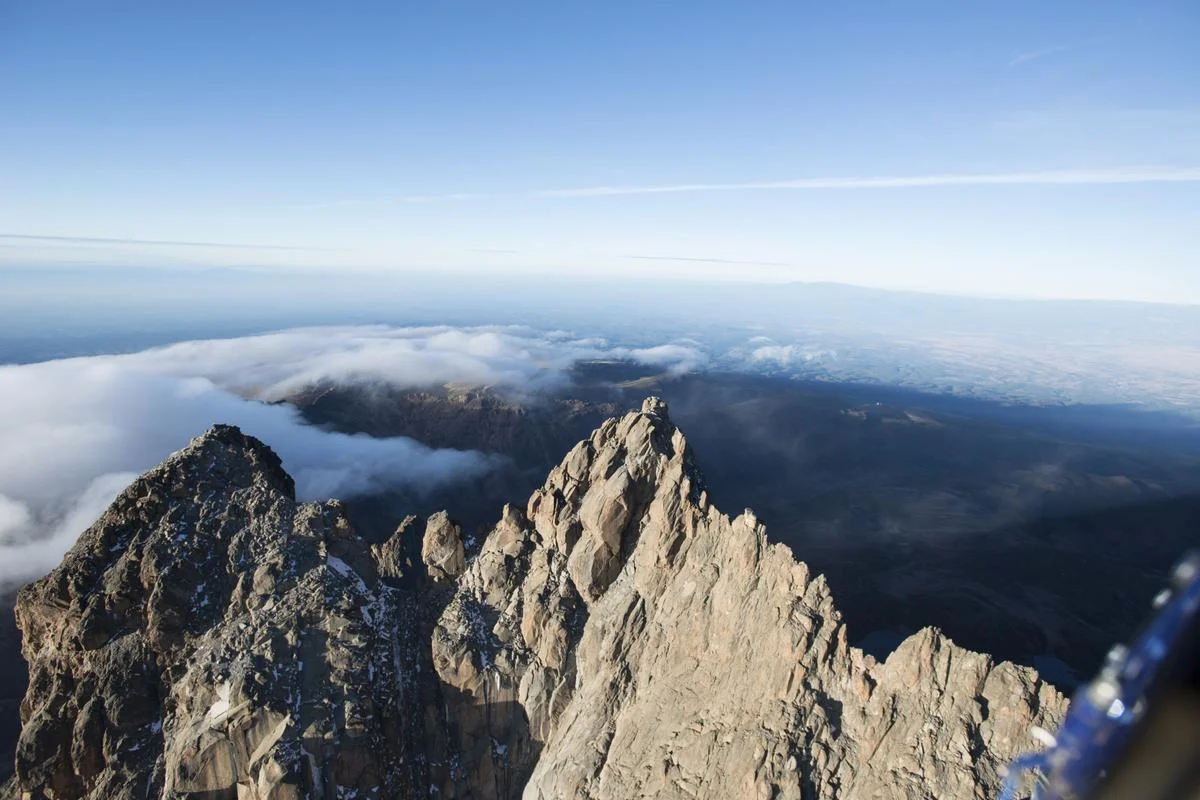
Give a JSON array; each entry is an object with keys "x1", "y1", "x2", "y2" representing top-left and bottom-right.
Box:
[
  {"x1": 12, "y1": 426, "x2": 435, "y2": 799},
  {"x1": 432, "y1": 397, "x2": 1067, "y2": 799},
  {"x1": 10, "y1": 401, "x2": 1068, "y2": 799},
  {"x1": 422, "y1": 512, "x2": 467, "y2": 585}
]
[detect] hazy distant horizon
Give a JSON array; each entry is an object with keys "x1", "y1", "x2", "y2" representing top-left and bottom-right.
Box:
[
  {"x1": 3, "y1": 268, "x2": 1199, "y2": 426},
  {"x1": 3, "y1": 260, "x2": 1199, "y2": 309}
]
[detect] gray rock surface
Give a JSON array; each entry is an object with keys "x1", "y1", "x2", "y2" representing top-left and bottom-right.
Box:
[
  {"x1": 433, "y1": 397, "x2": 1066, "y2": 799},
  {"x1": 11, "y1": 426, "x2": 451, "y2": 799},
  {"x1": 422, "y1": 512, "x2": 467, "y2": 585},
  {"x1": 9, "y1": 401, "x2": 1066, "y2": 799}
]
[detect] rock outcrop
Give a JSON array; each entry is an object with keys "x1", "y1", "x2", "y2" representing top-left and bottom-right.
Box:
[
  {"x1": 8, "y1": 400, "x2": 1067, "y2": 799},
  {"x1": 422, "y1": 512, "x2": 467, "y2": 586},
  {"x1": 431, "y1": 398, "x2": 1066, "y2": 799},
  {"x1": 10, "y1": 426, "x2": 454, "y2": 799}
]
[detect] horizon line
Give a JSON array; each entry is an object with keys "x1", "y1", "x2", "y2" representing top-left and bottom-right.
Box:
[
  {"x1": 1, "y1": 261, "x2": 1196, "y2": 309},
  {"x1": 0, "y1": 233, "x2": 341, "y2": 251}
]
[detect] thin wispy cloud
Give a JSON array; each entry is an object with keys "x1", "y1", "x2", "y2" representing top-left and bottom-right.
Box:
[
  {"x1": 1008, "y1": 43, "x2": 1076, "y2": 67},
  {"x1": 298, "y1": 166, "x2": 1200, "y2": 208},
  {"x1": 1007, "y1": 35, "x2": 1109, "y2": 67},
  {"x1": 0, "y1": 233, "x2": 338, "y2": 251},
  {"x1": 533, "y1": 167, "x2": 1200, "y2": 198},
  {"x1": 624, "y1": 255, "x2": 792, "y2": 267}
]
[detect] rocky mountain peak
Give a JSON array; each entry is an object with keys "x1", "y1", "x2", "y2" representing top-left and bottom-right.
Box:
[
  {"x1": 6, "y1": 403, "x2": 1067, "y2": 799},
  {"x1": 431, "y1": 399, "x2": 1065, "y2": 798},
  {"x1": 180, "y1": 422, "x2": 296, "y2": 499},
  {"x1": 639, "y1": 394, "x2": 669, "y2": 419},
  {"x1": 11, "y1": 424, "x2": 422, "y2": 798}
]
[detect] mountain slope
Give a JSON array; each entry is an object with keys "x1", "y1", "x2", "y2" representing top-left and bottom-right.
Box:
[
  {"x1": 7, "y1": 401, "x2": 1066, "y2": 799},
  {"x1": 285, "y1": 368, "x2": 1200, "y2": 679},
  {"x1": 433, "y1": 397, "x2": 1065, "y2": 798},
  {"x1": 10, "y1": 425, "x2": 451, "y2": 798}
]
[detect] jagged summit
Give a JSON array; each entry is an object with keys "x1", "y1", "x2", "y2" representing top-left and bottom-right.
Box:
[
  {"x1": 639, "y1": 394, "x2": 670, "y2": 419},
  {"x1": 6, "y1": 402, "x2": 1066, "y2": 799},
  {"x1": 434, "y1": 399, "x2": 1066, "y2": 799},
  {"x1": 161, "y1": 421, "x2": 296, "y2": 499}
]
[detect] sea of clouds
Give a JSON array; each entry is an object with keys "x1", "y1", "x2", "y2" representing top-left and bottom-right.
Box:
[
  {"x1": 0, "y1": 325, "x2": 708, "y2": 588},
  {"x1": 3, "y1": 317, "x2": 1193, "y2": 590}
]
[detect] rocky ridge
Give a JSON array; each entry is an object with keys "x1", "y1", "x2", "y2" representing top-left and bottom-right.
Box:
[{"x1": 5, "y1": 400, "x2": 1066, "y2": 799}]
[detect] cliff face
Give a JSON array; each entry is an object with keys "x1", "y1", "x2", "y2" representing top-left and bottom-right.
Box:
[
  {"x1": 7, "y1": 400, "x2": 1066, "y2": 799},
  {"x1": 10, "y1": 425, "x2": 449, "y2": 799},
  {"x1": 0, "y1": 591, "x2": 23, "y2": 785}
]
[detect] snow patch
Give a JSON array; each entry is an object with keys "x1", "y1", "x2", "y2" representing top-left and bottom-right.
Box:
[
  {"x1": 327, "y1": 555, "x2": 369, "y2": 595},
  {"x1": 206, "y1": 683, "x2": 232, "y2": 722}
]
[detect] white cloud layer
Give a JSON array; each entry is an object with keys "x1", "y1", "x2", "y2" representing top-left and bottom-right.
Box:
[
  {"x1": 123, "y1": 325, "x2": 703, "y2": 400},
  {"x1": 0, "y1": 325, "x2": 705, "y2": 590},
  {"x1": 750, "y1": 344, "x2": 838, "y2": 366}
]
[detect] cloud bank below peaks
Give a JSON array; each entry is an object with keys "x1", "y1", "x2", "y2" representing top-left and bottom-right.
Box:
[
  {"x1": 126, "y1": 325, "x2": 706, "y2": 400},
  {"x1": 0, "y1": 325, "x2": 706, "y2": 589}
]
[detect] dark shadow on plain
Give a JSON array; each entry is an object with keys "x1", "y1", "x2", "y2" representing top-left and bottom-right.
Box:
[{"x1": 0, "y1": 591, "x2": 25, "y2": 783}]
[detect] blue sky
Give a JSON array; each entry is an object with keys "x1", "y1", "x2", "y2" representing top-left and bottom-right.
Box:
[{"x1": 1, "y1": 1, "x2": 1198, "y2": 302}]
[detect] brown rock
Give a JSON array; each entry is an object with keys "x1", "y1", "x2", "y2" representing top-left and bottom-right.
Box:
[
  {"x1": 11, "y1": 426, "x2": 435, "y2": 799},
  {"x1": 373, "y1": 515, "x2": 420, "y2": 580},
  {"x1": 434, "y1": 398, "x2": 1067, "y2": 799},
  {"x1": 422, "y1": 512, "x2": 466, "y2": 585},
  {"x1": 10, "y1": 404, "x2": 1068, "y2": 799}
]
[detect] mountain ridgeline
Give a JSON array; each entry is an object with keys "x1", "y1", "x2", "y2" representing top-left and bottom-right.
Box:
[
  {"x1": 289, "y1": 368, "x2": 1200, "y2": 684},
  {"x1": 4, "y1": 399, "x2": 1065, "y2": 799}
]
